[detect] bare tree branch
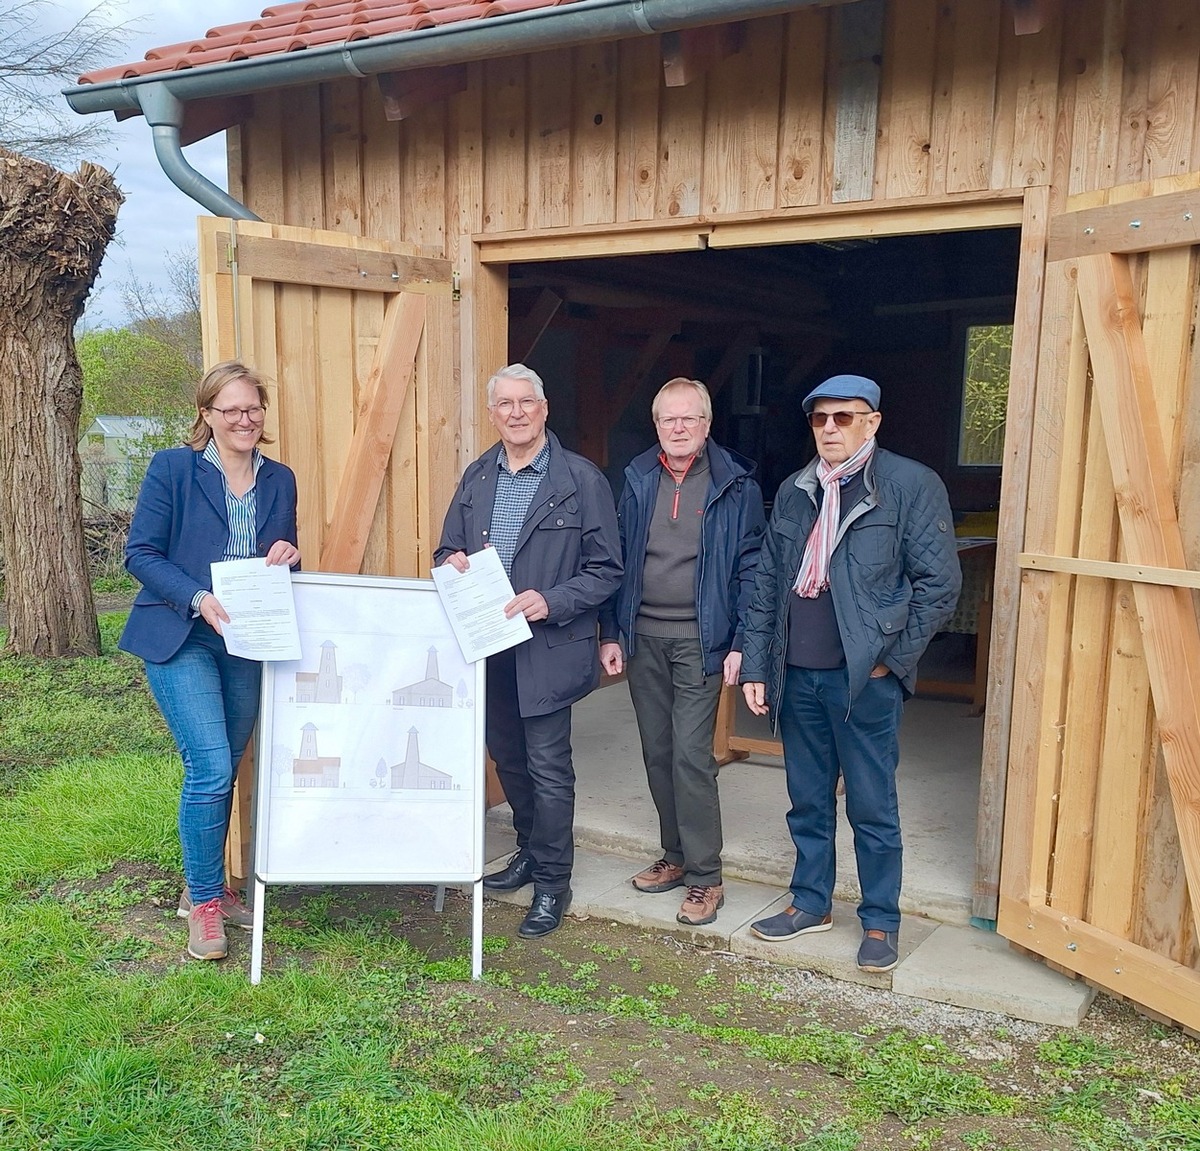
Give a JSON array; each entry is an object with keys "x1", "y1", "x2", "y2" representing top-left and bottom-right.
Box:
[{"x1": 0, "y1": 1, "x2": 141, "y2": 165}]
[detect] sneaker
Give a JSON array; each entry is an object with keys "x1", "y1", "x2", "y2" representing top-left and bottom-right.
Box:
[
  {"x1": 749, "y1": 905, "x2": 833, "y2": 940},
  {"x1": 631, "y1": 859, "x2": 685, "y2": 893},
  {"x1": 857, "y1": 929, "x2": 899, "y2": 972},
  {"x1": 178, "y1": 887, "x2": 253, "y2": 930},
  {"x1": 187, "y1": 898, "x2": 229, "y2": 961},
  {"x1": 676, "y1": 884, "x2": 724, "y2": 926}
]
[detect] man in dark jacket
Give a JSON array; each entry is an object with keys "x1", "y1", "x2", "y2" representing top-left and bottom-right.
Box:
[
  {"x1": 435, "y1": 364, "x2": 622, "y2": 939},
  {"x1": 600, "y1": 377, "x2": 765, "y2": 927},
  {"x1": 740, "y1": 374, "x2": 960, "y2": 972}
]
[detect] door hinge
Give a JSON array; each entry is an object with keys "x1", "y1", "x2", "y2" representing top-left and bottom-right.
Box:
[{"x1": 452, "y1": 269, "x2": 461, "y2": 302}]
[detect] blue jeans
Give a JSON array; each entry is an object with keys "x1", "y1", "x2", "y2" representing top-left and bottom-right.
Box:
[
  {"x1": 779, "y1": 665, "x2": 904, "y2": 931},
  {"x1": 143, "y1": 626, "x2": 261, "y2": 904}
]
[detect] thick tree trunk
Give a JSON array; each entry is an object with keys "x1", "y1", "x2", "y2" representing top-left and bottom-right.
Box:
[{"x1": 0, "y1": 149, "x2": 123, "y2": 656}]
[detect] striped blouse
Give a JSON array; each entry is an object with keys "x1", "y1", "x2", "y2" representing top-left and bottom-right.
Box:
[{"x1": 189, "y1": 440, "x2": 264, "y2": 613}]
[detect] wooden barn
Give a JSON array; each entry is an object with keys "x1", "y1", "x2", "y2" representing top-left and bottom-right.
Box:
[{"x1": 68, "y1": 0, "x2": 1200, "y2": 1029}]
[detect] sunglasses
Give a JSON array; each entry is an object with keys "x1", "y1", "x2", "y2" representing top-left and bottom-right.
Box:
[{"x1": 807, "y1": 409, "x2": 874, "y2": 429}]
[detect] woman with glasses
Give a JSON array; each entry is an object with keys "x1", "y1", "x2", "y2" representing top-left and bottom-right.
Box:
[{"x1": 120, "y1": 361, "x2": 300, "y2": 961}]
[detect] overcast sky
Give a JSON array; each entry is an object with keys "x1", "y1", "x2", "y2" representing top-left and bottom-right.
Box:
[{"x1": 55, "y1": 0, "x2": 254, "y2": 327}]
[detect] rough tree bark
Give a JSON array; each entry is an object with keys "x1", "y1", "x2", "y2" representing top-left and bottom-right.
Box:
[{"x1": 0, "y1": 148, "x2": 123, "y2": 656}]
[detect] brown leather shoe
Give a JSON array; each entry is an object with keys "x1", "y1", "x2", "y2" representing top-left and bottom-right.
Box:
[
  {"x1": 676, "y1": 883, "x2": 725, "y2": 926},
  {"x1": 631, "y1": 858, "x2": 685, "y2": 893}
]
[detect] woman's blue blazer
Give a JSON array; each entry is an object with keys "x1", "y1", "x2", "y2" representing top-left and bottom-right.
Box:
[{"x1": 118, "y1": 446, "x2": 299, "y2": 664}]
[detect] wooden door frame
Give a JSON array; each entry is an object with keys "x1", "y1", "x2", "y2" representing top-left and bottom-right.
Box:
[
  {"x1": 466, "y1": 187, "x2": 1047, "y2": 924},
  {"x1": 996, "y1": 176, "x2": 1200, "y2": 1029}
]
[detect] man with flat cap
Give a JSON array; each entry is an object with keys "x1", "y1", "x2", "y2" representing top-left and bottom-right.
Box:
[{"x1": 739, "y1": 374, "x2": 960, "y2": 972}]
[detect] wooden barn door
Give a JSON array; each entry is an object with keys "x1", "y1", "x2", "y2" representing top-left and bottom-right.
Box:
[
  {"x1": 196, "y1": 217, "x2": 457, "y2": 881},
  {"x1": 999, "y1": 175, "x2": 1200, "y2": 1030}
]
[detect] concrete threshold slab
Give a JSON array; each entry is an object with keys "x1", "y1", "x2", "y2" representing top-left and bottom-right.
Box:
[
  {"x1": 893, "y1": 922, "x2": 1096, "y2": 1027},
  {"x1": 483, "y1": 826, "x2": 1096, "y2": 1026},
  {"x1": 730, "y1": 895, "x2": 938, "y2": 990}
]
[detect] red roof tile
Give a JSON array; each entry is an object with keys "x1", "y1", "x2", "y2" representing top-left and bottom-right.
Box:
[{"x1": 78, "y1": 0, "x2": 570, "y2": 86}]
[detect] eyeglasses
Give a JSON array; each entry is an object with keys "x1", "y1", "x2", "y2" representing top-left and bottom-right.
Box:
[
  {"x1": 655, "y1": 415, "x2": 706, "y2": 430},
  {"x1": 490, "y1": 396, "x2": 543, "y2": 416},
  {"x1": 807, "y1": 409, "x2": 873, "y2": 429},
  {"x1": 209, "y1": 405, "x2": 266, "y2": 425}
]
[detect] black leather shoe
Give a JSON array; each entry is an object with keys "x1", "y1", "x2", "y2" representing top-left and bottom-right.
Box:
[
  {"x1": 483, "y1": 851, "x2": 535, "y2": 892},
  {"x1": 517, "y1": 890, "x2": 572, "y2": 938}
]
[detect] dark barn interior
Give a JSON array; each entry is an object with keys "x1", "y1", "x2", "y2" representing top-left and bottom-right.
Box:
[
  {"x1": 510, "y1": 226, "x2": 1021, "y2": 513},
  {"x1": 509, "y1": 226, "x2": 1021, "y2": 699}
]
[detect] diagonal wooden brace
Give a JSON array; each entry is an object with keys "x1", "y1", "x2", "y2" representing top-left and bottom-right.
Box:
[
  {"x1": 319, "y1": 291, "x2": 427, "y2": 573},
  {"x1": 1076, "y1": 251, "x2": 1200, "y2": 937}
]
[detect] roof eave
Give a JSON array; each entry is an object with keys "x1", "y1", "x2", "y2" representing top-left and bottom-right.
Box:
[{"x1": 63, "y1": 0, "x2": 828, "y2": 117}]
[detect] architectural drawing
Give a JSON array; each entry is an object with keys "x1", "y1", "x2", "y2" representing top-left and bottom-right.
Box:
[
  {"x1": 388, "y1": 727, "x2": 453, "y2": 790},
  {"x1": 294, "y1": 639, "x2": 344, "y2": 703},
  {"x1": 391, "y1": 645, "x2": 453, "y2": 708},
  {"x1": 257, "y1": 575, "x2": 484, "y2": 889},
  {"x1": 293, "y1": 722, "x2": 341, "y2": 787}
]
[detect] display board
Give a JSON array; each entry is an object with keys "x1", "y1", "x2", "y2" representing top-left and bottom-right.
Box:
[{"x1": 250, "y1": 572, "x2": 486, "y2": 981}]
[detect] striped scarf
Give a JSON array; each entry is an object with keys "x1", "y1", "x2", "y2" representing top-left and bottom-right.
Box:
[{"x1": 793, "y1": 437, "x2": 876, "y2": 598}]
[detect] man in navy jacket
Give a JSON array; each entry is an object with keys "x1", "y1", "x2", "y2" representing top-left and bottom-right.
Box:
[
  {"x1": 600, "y1": 377, "x2": 765, "y2": 927},
  {"x1": 436, "y1": 364, "x2": 622, "y2": 939},
  {"x1": 740, "y1": 374, "x2": 960, "y2": 973}
]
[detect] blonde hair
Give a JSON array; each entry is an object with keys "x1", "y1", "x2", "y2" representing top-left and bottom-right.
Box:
[
  {"x1": 652, "y1": 377, "x2": 712, "y2": 423},
  {"x1": 186, "y1": 361, "x2": 274, "y2": 449}
]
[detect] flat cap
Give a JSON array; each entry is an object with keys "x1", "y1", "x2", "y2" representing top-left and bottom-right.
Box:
[{"x1": 802, "y1": 373, "x2": 881, "y2": 413}]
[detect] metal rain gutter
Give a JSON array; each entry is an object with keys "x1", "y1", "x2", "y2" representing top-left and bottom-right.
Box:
[{"x1": 63, "y1": 0, "x2": 833, "y2": 220}]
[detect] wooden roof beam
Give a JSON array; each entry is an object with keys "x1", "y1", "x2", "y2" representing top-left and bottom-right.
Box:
[
  {"x1": 706, "y1": 326, "x2": 760, "y2": 399},
  {"x1": 610, "y1": 321, "x2": 681, "y2": 416},
  {"x1": 661, "y1": 23, "x2": 746, "y2": 88},
  {"x1": 509, "y1": 288, "x2": 562, "y2": 362},
  {"x1": 376, "y1": 64, "x2": 467, "y2": 121}
]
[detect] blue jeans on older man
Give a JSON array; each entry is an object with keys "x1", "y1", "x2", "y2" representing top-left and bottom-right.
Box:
[
  {"x1": 143, "y1": 625, "x2": 261, "y2": 905},
  {"x1": 778, "y1": 665, "x2": 905, "y2": 932}
]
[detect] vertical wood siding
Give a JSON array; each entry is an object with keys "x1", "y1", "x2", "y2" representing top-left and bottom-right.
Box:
[
  {"x1": 225, "y1": 0, "x2": 1200, "y2": 992},
  {"x1": 232, "y1": 1, "x2": 1200, "y2": 257}
]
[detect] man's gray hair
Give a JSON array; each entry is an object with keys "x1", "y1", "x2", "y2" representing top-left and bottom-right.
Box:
[
  {"x1": 652, "y1": 377, "x2": 713, "y2": 423},
  {"x1": 487, "y1": 363, "x2": 547, "y2": 406}
]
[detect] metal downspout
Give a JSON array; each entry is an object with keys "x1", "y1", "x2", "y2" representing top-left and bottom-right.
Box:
[{"x1": 137, "y1": 83, "x2": 260, "y2": 221}]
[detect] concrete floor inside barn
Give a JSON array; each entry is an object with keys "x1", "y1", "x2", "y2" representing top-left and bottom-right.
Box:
[{"x1": 483, "y1": 658, "x2": 1097, "y2": 1027}]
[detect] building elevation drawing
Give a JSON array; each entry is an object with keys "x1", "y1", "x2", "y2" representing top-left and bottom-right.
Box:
[
  {"x1": 391, "y1": 646, "x2": 453, "y2": 707},
  {"x1": 383, "y1": 728, "x2": 453, "y2": 790},
  {"x1": 294, "y1": 640, "x2": 344, "y2": 703},
  {"x1": 293, "y1": 722, "x2": 341, "y2": 788}
]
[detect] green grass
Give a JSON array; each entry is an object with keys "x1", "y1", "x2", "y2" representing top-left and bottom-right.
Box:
[
  {"x1": 0, "y1": 622, "x2": 1199, "y2": 1151},
  {"x1": 0, "y1": 612, "x2": 171, "y2": 793}
]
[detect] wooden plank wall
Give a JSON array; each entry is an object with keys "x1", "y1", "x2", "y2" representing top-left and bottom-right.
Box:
[
  {"x1": 230, "y1": 0, "x2": 1200, "y2": 359},
  {"x1": 223, "y1": 0, "x2": 1200, "y2": 975}
]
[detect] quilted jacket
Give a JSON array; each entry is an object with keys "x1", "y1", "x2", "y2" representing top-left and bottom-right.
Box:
[{"x1": 740, "y1": 446, "x2": 961, "y2": 728}]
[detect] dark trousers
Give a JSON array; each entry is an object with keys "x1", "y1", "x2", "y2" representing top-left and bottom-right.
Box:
[
  {"x1": 626, "y1": 635, "x2": 724, "y2": 886},
  {"x1": 485, "y1": 648, "x2": 575, "y2": 894},
  {"x1": 779, "y1": 665, "x2": 905, "y2": 931}
]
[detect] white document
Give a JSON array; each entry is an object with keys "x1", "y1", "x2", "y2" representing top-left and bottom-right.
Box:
[
  {"x1": 210, "y1": 558, "x2": 302, "y2": 661},
  {"x1": 431, "y1": 547, "x2": 533, "y2": 663}
]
